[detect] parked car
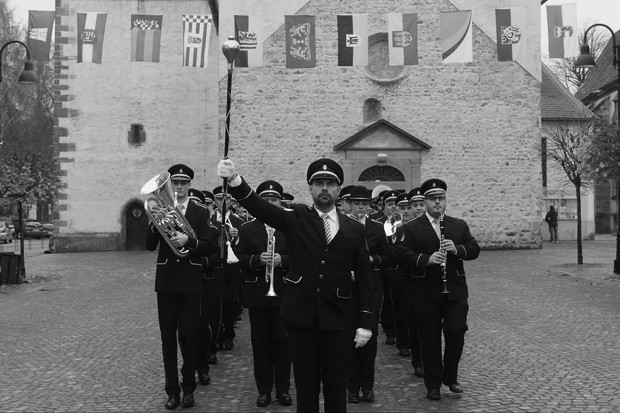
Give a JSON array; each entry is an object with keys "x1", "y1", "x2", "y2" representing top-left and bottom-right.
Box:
[
  {"x1": 25, "y1": 221, "x2": 46, "y2": 239},
  {"x1": 42, "y1": 223, "x2": 54, "y2": 237},
  {"x1": 8, "y1": 224, "x2": 15, "y2": 236},
  {"x1": 0, "y1": 222, "x2": 13, "y2": 243}
]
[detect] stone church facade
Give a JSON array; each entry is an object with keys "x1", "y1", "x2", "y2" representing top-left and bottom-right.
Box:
[{"x1": 53, "y1": 0, "x2": 543, "y2": 251}]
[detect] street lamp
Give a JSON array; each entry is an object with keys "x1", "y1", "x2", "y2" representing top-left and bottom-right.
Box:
[
  {"x1": 0, "y1": 40, "x2": 39, "y2": 280},
  {"x1": 576, "y1": 24, "x2": 620, "y2": 273}
]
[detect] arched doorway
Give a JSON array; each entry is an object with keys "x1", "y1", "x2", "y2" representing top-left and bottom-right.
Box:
[{"x1": 124, "y1": 201, "x2": 148, "y2": 251}]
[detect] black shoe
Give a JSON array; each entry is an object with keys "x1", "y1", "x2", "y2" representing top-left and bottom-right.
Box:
[
  {"x1": 361, "y1": 388, "x2": 375, "y2": 402},
  {"x1": 165, "y1": 394, "x2": 180, "y2": 410},
  {"x1": 448, "y1": 382, "x2": 463, "y2": 393},
  {"x1": 181, "y1": 393, "x2": 194, "y2": 408},
  {"x1": 398, "y1": 348, "x2": 411, "y2": 357},
  {"x1": 223, "y1": 339, "x2": 234, "y2": 351},
  {"x1": 208, "y1": 353, "x2": 218, "y2": 365},
  {"x1": 256, "y1": 394, "x2": 271, "y2": 407},
  {"x1": 427, "y1": 388, "x2": 441, "y2": 400},
  {"x1": 276, "y1": 393, "x2": 292, "y2": 406},
  {"x1": 347, "y1": 391, "x2": 360, "y2": 404},
  {"x1": 414, "y1": 367, "x2": 424, "y2": 378},
  {"x1": 198, "y1": 373, "x2": 211, "y2": 385},
  {"x1": 385, "y1": 336, "x2": 396, "y2": 345}
]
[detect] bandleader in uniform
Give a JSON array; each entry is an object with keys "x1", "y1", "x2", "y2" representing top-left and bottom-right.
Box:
[
  {"x1": 217, "y1": 157, "x2": 375, "y2": 413},
  {"x1": 146, "y1": 164, "x2": 215, "y2": 409},
  {"x1": 397, "y1": 178, "x2": 480, "y2": 401}
]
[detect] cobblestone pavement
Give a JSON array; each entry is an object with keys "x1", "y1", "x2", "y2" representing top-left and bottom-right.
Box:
[{"x1": 1, "y1": 239, "x2": 620, "y2": 412}]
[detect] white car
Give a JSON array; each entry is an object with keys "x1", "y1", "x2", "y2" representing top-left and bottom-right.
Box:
[{"x1": 0, "y1": 222, "x2": 13, "y2": 243}]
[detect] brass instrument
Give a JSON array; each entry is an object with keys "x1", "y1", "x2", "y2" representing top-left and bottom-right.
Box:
[
  {"x1": 265, "y1": 226, "x2": 277, "y2": 296},
  {"x1": 224, "y1": 214, "x2": 240, "y2": 264},
  {"x1": 383, "y1": 211, "x2": 403, "y2": 238},
  {"x1": 141, "y1": 172, "x2": 197, "y2": 258},
  {"x1": 439, "y1": 215, "x2": 450, "y2": 294}
]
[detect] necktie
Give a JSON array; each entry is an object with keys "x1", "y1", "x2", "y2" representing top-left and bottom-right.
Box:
[
  {"x1": 432, "y1": 218, "x2": 441, "y2": 241},
  {"x1": 178, "y1": 204, "x2": 185, "y2": 216},
  {"x1": 322, "y1": 213, "x2": 332, "y2": 244}
]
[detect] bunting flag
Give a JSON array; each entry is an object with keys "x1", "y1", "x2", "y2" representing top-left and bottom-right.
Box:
[
  {"x1": 130, "y1": 14, "x2": 163, "y2": 62},
  {"x1": 387, "y1": 13, "x2": 418, "y2": 66},
  {"x1": 182, "y1": 15, "x2": 213, "y2": 67},
  {"x1": 495, "y1": 8, "x2": 526, "y2": 62},
  {"x1": 440, "y1": 10, "x2": 472, "y2": 63},
  {"x1": 234, "y1": 15, "x2": 264, "y2": 67},
  {"x1": 27, "y1": 10, "x2": 55, "y2": 60},
  {"x1": 285, "y1": 15, "x2": 316, "y2": 68},
  {"x1": 546, "y1": 3, "x2": 578, "y2": 58},
  {"x1": 337, "y1": 14, "x2": 368, "y2": 66},
  {"x1": 77, "y1": 13, "x2": 107, "y2": 64}
]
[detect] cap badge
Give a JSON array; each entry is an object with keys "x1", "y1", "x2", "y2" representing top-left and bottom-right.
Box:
[
  {"x1": 322, "y1": 164, "x2": 327, "y2": 170},
  {"x1": 269, "y1": 185, "x2": 273, "y2": 189},
  {"x1": 180, "y1": 168, "x2": 184, "y2": 173},
  {"x1": 432, "y1": 182, "x2": 436, "y2": 187}
]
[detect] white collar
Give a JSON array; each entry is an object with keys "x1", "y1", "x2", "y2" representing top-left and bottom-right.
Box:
[
  {"x1": 426, "y1": 212, "x2": 441, "y2": 223},
  {"x1": 315, "y1": 205, "x2": 338, "y2": 221}
]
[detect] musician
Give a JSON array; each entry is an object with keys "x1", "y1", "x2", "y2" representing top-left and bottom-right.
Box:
[
  {"x1": 217, "y1": 157, "x2": 375, "y2": 413},
  {"x1": 346, "y1": 186, "x2": 390, "y2": 404},
  {"x1": 368, "y1": 190, "x2": 388, "y2": 221},
  {"x1": 145, "y1": 165, "x2": 216, "y2": 410},
  {"x1": 338, "y1": 185, "x2": 354, "y2": 215},
  {"x1": 234, "y1": 180, "x2": 292, "y2": 408},
  {"x1": 378, "y1": 190, "x2": 400, "y2": 345},
  {"x1": 211, "y1": 186, "x2": 244, "y2": 352},
  {"x1": 397, "y1": 179, "x2": 480, "y2": 401},
  {"x1": 281, "y1": 192, "x2": 294, "y2": 208}
]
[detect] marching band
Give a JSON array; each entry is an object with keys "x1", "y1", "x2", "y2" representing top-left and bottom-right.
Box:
[{"x1": 144, "y1": 160, "x2": 480, "y2": 411}]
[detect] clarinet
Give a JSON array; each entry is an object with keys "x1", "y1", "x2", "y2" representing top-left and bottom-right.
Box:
[{"x1": 439, "y1": 215, "x2": 450, "y2": 294}]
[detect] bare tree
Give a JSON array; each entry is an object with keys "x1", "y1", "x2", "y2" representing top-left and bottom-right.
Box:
[
  {"x1": 584, "y1": 120, "x2": 620, "y2": 181},
  {"x1": 543, "y1": 120, "x2": 595, "y2": 264}
]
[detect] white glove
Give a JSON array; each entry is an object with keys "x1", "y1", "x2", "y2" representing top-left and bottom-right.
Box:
[
  {"x1": 217, "y1": 159, "x2": 236, "y2": 180},
  {"x1": 354, "y1": 328, "x2": 372, "y2": 348}
]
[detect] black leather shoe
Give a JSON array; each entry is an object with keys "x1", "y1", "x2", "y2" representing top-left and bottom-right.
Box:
[
  {"x1": 347, "y1": 391, "x2": 360, "y2": 403},
  {"x1": 198, "y1": 373, "x2": 211, "y2": 385},
  {"x1": 165, "y1": 394, "x2": 180, "y2": 410},
  {"x1": 427, "y1": 388, "x2": 441, "y2": 400},
  {"x1": 181, "y1": 393, "x2": 194, "y2": 408},
  {"x1": 223, "y1": 339, "x2": 234, "y2": 351},
  {"x1": 398, "y1": 348, "x2": 411, "y2": 357},
  {"x1": 276, "y1": 393, "x2": 292, "y2": 406},
  {"x1": 208, "y1": 353, "x2": 218, "y2": 365},
  {"x1": 361, "y1": 388, "x2": 375, "y2": 402},
  {"x1": 414, "y1": 367, "x2": 424, "y2": 378},
  {"x1": 256, "y1": 394, "x2": 271, "y2": 407},
  {"x1": 385, "y1": 336, "x2": 396, "y2": 345},
  {"x1": 448, "y1": 383, "x2": 463, "y2": 393}
]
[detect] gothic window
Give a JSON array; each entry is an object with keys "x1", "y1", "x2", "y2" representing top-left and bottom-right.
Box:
[{"x1": 359, "y1": 165, "x2": 405, "y2": 182}]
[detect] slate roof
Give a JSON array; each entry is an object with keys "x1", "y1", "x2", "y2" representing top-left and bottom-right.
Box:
[
  {"x1": 542, "y1": 64, "x2": 596, "y2": 121},
  {"x1": 575, "y1": 30, "x2": 620, "y2": 104}
]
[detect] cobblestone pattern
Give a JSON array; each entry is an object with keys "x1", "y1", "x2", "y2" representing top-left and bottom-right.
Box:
[{"x1": 1, "y1": 240, "x2": 619, "y2": 412}]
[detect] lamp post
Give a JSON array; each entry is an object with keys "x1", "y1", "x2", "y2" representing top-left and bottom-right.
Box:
[
  {"x1": 0, "y1": 40, "x2": 39, "y2": 279},
  {"x1": 576, "y1": 24, "x2": 620, "y2": 273}
]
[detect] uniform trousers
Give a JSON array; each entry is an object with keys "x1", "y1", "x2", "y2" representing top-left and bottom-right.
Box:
[
  {"x1": 196, "y1": 287, "x2": 223, "y2": 375},
  {"x1": 221, "y1": 264, "x2": 241, "y2": 342},
  {"x1": 414, "y1": 297, "x2": 469, "y2": 390},
  {"x1": 157, "y1": 293, "x2": 201, "y2": 396},
  {"x1": 390, "y1": 280, "x2": 410, "y2": 351},
  {"x1": 379, "y1": 272, "x2": 395, "y2": 338},
  {"x1": 403, "y1": 296, "x2": 422, "y2": 368},
  {"x1": 248, "y1": 307, "x2": 291, "y2": 396},
  {"x1": 286, "y1": 318, "x2": 351, "y2": 413},
  {"x1": 347, "y1": 285, "x2": 383, "y2": 393}
]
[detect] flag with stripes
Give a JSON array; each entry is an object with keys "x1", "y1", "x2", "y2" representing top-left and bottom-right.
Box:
[
  {"x1": 130, "y1": 15, "x2": 162, "y2": 62},
  {"x1": 182, "y1": 15, "x2": 213, "y2": 68},
  {"x1": 546, "y1": 3, "x2": 578, "y2": 58},
  {"x1": 77, "y1": 12, "x2": 107, "y2": 64},
  {"x1": 234, "y1": 15, "x2": 263, "y2": 67},
  {"x1": 388, "y1": 13, "x2": 418, "y2": 66},
  {"x1": 285, "y1": 15, "x2": 316, "y2": 68},
  {"x1": 440, "y1": 10, "x2": 472, "y2": 63},
  {"x1": 27, "y1": 10, "x2": 55, "y2": 60},
  {"x1": 337, "y1": 14, "x2": 368, "y2": 66},
  {"x1": 495, "y1": 8, "x2": 526, "y2": 62}
]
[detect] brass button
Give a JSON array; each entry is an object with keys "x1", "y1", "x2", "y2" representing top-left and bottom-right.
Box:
[
  {"x1": 319, "y1": 275, "x2": 323, "y2": 279},
  {"x1": 321, "y1": 260, "x2": 325, "y2": 265},
  {"x1": 316, "y1": 288, "x2": 320, "y2": 293},
  {"x1": 177, "y1": 259, "x2": 180, "y2": 262}
]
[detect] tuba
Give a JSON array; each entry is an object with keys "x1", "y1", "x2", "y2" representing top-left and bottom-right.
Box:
[{"x1": 141, "y1": 172, "x2": 197, "y2": 258}]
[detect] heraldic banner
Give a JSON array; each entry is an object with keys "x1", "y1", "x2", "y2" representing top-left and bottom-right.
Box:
[
  {"x1": 285, "y1": 15, "x2": 316, "y2": 68},
  {"x1": 337, "y1": 14, "x2": 368, "y2": 66},
  {"x1": 546, "y1": 3, "x2": 578, "y2": 59},
  {"x1": 440, "y1": 10, "x2": 472, "y2": 64},
  {"x1": 234, "y1": 15, "x2": 264, "y2": 68},
  {"x1": 27, "y1": 10, "x2": 55, "y2": 61},
  {"x1": 77, "y1": 12, "x2": 107, "y2": 64},
  {"x1": 131, "y1": 14, "x2": 163, "y2": 62},
  {"x1": 495, "y1": 8, "x2": 526, "y2": 62},
  {"x1": 182, "y1": 15, "x2": 213, "y2": 68},
  {"x1": 387, "y1": 12, "x2": 418, "y2": 66}
]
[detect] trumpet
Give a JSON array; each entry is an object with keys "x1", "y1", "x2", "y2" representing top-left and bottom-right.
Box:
[
  {"x1": 384, "y1": 211, "x2": 403, "y2": 239},
  {"x1": 439, "y1": 215, "x2": 450, "y2": 294},
  {"x1": 265, "y1": 226, "x2": 277, "y2": 296},
  {"x1": 141, "y1": 172, "x2": 197, "y2": 258}
]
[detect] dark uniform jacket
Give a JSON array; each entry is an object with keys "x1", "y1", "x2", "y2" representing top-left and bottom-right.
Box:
[
  {"x1": 235, "y1": 219, "x2": 290, "y2": 308},
  {"x1": 228, "y1": 178, "x2": 375, "y2": 331},
  {"x1": 398, "y1": 214, "x2": 480, "y2": 301},
  {"x1": 362, "y1": 217, "x2": 390, "y2": 287},
  {"x1": 146, "y1": 200, "x2": 215, "y2": 294}
]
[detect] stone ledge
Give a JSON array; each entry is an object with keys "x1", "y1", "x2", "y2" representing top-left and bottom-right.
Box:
[{"x1": 55, "y1": 233, "x2": 120, "y2": 252}]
